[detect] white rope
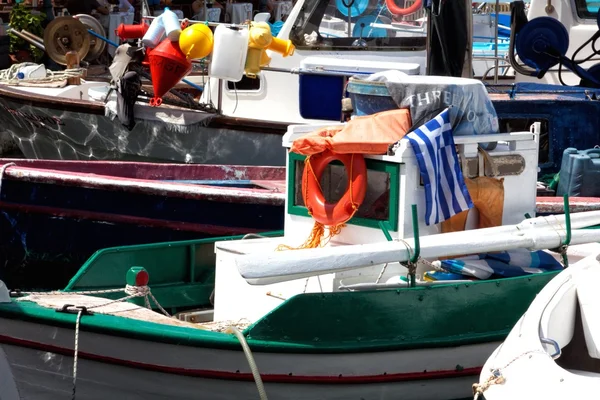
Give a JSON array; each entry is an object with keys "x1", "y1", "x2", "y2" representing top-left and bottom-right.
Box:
[
  {"x1": 375, "y1": 263, "x2": 389, "y2": 284},
  {"x1": 227, "y1": 326, "x2": 268, "y2": 400},
  {"x1": 52, "y1": 283, "x2": 172, "y2": 398},
  {"x1": 473, "y1": 348, "x2": 551, "y2": 399},
  {"x1": 124, "y1": 284, "x2": 171, "y2": 317},
  {"x1": 0, "y1": 63, "x2": 86, "y2": 85},
  {"x1": 72, "y1": 309, "x2": 83, "y2": 400}
]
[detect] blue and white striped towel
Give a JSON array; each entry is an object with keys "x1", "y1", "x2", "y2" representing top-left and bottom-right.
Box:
[
  {"x1": 404, "y1": 108, "x2": 474, "y2": 225},
  {"x1": 433, "y1": 249, "x2": 564, "y2": 280}
]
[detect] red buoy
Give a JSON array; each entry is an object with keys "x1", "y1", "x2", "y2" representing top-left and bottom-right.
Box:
[
  {"x1": 147, "y1": 38, "x2": 192, "y2": 107},
  {"x1": 115, "y1": 23, "x2": 149, "y2": 40}
]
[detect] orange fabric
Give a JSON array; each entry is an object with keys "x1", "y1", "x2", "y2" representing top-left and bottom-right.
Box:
[
  {"x1": 441, "y1": 176, "x2": 505, "y2": 233},
  {"x1": 291, "y1": 109, "x2": 412, "y2": 156}
]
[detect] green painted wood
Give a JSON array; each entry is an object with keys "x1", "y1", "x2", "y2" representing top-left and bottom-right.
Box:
[
  {"x1": 0, "y1": 270, "x2": 559, "y2": 354},
  {"x1": 245, "y1": 271, "x2": 560, "y2": 351},
  {"x1": 63, "y1": 231, "x2": 283, "y2": 311},
  {"x1": 287, "y1": 152, "x2": 401, "y2": 231}
]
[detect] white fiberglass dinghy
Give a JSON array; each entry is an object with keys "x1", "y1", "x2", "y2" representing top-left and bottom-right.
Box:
[{"x1": 473, "y1": 246, "x2": 600, "y2": 400}]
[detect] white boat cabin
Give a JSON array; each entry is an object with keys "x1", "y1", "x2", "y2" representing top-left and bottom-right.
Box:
[{"x1": 212, "y1": 120, "x2": 541, "y2": 323}]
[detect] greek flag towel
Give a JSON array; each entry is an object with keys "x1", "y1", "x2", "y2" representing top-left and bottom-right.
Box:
[
  {"x1": 405, "y1": 108, "x2": 474, "y2": 225},
  {"x1": 432, "y1": 249, "x2": 564, "y2": 280}
]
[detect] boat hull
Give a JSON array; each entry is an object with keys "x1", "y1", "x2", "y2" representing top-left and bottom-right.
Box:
[
  {"x1": 0, "y1": 86, "x2": 287, "y2": 166},
  {"x1": 0, "y1": 319, "x2": 496, "y2": 400},
  {"x1": 0, "y1": 269, "x2": 558, "y2": 400},
  {"x1": 0, "y1": 160, "x2": 285, "y2": 290}
]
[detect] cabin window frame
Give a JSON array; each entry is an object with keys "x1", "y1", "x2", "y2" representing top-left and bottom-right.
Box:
[
  {"x1": 573, "y1": 0, "x2": 599, "y2": 19},
  {"x1": 287, "y1": 151, "x2": 400, "y2": 231},
  {"x1": 288, "y1": 0, "x2": 427, "y2": 52},
  {"x1": 226, "y1": 75, "x2": 263, "y2": 93}
]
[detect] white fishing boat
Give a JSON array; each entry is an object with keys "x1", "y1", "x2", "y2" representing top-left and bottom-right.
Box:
[
  {"x1": 2, "y1": 93, "x2": 600, "y2": 399},
  {"x1": 473, "y1": 251, "x2": 600, "y2": 400}
]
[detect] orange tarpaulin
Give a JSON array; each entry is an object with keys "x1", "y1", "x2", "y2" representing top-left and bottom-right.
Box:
[
  {"x1": 291, "y1": 109, "x2": 412, "y2": 156},
  {"x1": 441, "y1": 176, "x2": 505, "y2": 233}
]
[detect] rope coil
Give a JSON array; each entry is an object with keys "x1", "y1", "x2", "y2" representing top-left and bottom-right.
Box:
[{"x1": 0, "y1": 63, "x2": 86, "y2": 85}]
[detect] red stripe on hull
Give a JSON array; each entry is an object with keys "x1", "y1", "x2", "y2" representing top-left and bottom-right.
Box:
[{"x1": 0, "y1": 334, "x2": 481, "y2": 384}]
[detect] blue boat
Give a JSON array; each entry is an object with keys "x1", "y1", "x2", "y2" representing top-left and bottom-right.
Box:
[
  {"x1": 0, "y1": 159, "x2": 284, "y2": 290},
  {"x1": 346, "y1": 79, "x2": 600, "y2": 175}
]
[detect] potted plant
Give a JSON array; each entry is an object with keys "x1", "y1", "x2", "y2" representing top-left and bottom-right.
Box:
[{"x1": 8, "y1": 3, "x2": 45, "y2": 63}]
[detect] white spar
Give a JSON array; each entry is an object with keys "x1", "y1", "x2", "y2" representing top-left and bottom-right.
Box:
[{"x1": 236, "y1": 211, "x2": 600, "y2": 285}]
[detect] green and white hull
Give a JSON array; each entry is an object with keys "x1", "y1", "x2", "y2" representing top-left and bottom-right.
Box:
[{"x1": 0, "y1": 270, "x2": 556, "y2": 400}]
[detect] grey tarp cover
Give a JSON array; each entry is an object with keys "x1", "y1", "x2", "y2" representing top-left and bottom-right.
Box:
[{"x1": 363, "y1": 71, "x2": 500, "y2": 136}]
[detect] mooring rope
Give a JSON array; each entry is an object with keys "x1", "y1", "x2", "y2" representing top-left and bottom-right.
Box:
[
  {"x1": 0, "y1": 63, "x2": 86, "y2": 85},
  {"x1": 15, "y1": 284, "x2": 171, "y2": 399},
  {"x1": 227, "y1": 326, "x2": 268, "y2": 400}
]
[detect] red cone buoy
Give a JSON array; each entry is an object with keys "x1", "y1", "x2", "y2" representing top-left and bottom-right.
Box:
[
  {"x1": 115, "y1": 23, "x2": 149, "y2": 40},
  {"x1": 147, "y1": 38, "x2": 192, "y2": 107}
]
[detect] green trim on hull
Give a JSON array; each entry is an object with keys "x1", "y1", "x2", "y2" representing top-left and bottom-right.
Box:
[{"x1": 0, "y1": 271, "x2": 558, "y2": 354}]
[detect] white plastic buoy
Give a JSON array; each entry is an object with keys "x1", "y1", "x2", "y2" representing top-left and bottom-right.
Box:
[
  {"x1": 142, "y1": 15, "x2": 165, "y2": 49},
  {"x1": 161, "y1": 7, "x2": 182, "y2": 42}
]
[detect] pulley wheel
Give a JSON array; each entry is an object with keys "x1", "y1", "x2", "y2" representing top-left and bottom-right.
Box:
[
  {"x1": 579, "y1": 62, "x2": 600, "y2": 89},
  {"x1": 74, "y1": 14, "x2": 107, "y2": 62},
  {"x1": 515, "y1": 16, "x2": 569, "y2": 71},
  {"x1": 44, "y1": 16, "x2": 91, "y2": 66}
]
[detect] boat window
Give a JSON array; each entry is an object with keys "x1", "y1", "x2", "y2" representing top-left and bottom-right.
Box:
[
  {"x1": 289, "y1": 0, "x2": 427, "y2": 51},
  {"x1": 227, "y1": 76, "x2": 262, "y2": 91},
  {"x1": 289, "y1": 153, "x2": 400, "y2": 230},
  {"x1": 499, "y1": 118, "x2": 549, "y2": 165},
  {"x1": 574, "y1": 0, "x2": 599, "y2": 19}
]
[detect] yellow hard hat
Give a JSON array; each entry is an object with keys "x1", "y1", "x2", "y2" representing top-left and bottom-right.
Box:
[{"x1": 179, "y1": 24, "x2": 214, "y2": 60}]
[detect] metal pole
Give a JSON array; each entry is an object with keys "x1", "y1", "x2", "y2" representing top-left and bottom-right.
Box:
[
  {"x1": 464, "y1": 0, "x2": 473, "y2": 78},
  {"x1": 20, "y1": 29, "x2": 44, "y2": 44},
  {"x1": 142, "y1": 15, "x2": 245, "y2": 29},
  {"x1": 493, "y1": 0, "x2": 499, "y2": 83},
  {"x1": 7, "y1": 29, "x2": 45, "y2": 50},
  {"x1": 217, "y1": 78, "x2": 223, "y2": 114}
]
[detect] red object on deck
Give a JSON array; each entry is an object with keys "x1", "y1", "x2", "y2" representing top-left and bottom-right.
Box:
[
  {"x1": 147, "y1": 39, "x2": 192, "y2": 107},
  {"x1": 115, "y1": 23, "x2": 150, "y2": 40}
]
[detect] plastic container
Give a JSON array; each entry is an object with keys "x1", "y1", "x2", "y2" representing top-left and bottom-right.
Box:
[
  {"x1": 178, "y1": 23, "x2": 214, "y2": 60},
  {"x1": 298, "y1": 57, "x2": 420, "y2": 121},
  {"x1": 209, "y1": 25, "x2": 249, "y2": 82},
  {"x1": 17, "y1": 64, "x2": 46, "y2": 79},
  {"x1": 557, "y1": 147, "x2": 600, "y2": 197},
  {"x1": 142, "y1": 15, "x2": 165, "y2": 49},
  {"x1": 161, "y1": 7, "x2": 181, "y2": 42}
]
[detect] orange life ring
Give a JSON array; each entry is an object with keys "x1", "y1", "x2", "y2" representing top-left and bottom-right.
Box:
[
  {"x1": 302, "y1": 150, "x2": 368, "y2": 226},
  {"x1": 386, "y1": 0, "x2": 422, "y2": 16}
]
